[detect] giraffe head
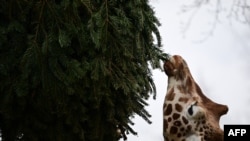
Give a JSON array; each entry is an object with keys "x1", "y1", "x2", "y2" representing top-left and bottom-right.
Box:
[{"x1": 163, "y1": 55, "x2": 228, "y2": 141}]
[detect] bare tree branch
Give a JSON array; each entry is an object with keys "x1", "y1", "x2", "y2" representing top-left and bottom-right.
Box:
[
  {"x1": 228, "y1": 0, "x2": 250, "y2": 24},
  {"x1": 180, "y1": 0, "x2": 250, "y2": 41}
]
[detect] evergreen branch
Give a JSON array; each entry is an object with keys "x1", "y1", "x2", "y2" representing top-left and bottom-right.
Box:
[
  {"x1": 81, "y1": 0, "x2": 92, "y2": 15},
  {"x1": 45, "y1": 0, "x2": 61, "y2": 29},
  {"x1": 104, "y1": 0, "x2": 109, "y2": 48},
  {"x1": 35, "y1": 0, "x2": 45, "y2": 42},
  {"x1": 33, "y1": 1, "x2": 46, "y2": 82},
  {"x1": 0, "y1": 0, "x2": 166, "y2": 140}
]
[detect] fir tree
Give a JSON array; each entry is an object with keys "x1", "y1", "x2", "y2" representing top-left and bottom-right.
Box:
[{"x1": 0, "y1": 0, "x2": 167, "y2": 141}]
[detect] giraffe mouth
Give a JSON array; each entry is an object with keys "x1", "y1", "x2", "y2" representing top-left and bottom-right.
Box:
[
  {"x1": 164, "y1": 59, "x2": 175, "y2": 76},
  {"x1": 164, "y1": 55, "x2": 176, "y2": 76}
]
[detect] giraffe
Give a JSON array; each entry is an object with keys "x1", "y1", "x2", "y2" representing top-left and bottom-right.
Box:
[{"x1": 163, "y1": 55, "x2": 228, "y2": 141}]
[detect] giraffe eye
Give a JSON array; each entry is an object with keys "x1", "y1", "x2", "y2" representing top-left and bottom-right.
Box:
[
  {"x1": 187, "y1": 101, "x2": 198, "y2": 116},
  {"x1": 186, "y1": 102, "x2": 205, "y2": 119},
  {"x1": 187, "y1": 105, "x2": 194, "y2": 115}
]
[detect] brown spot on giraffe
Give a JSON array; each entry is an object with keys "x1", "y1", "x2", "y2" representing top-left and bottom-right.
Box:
[
  {"x1": 174, "y1": 120, "x2": 181, "y2": 126},
  {"x1": 170, "y1": 126, "x2": 178, "y2": 134},
  {"x1": 178, "y1": 97, "x2": 189, "y2": 103},
  {"x1": 163, "y1": 55, "x2": 228, "y2": 141},
  {"x1": 172, "y1": 113, "x2": 180, "y2": 120},
  {"x1": 168, "y1": 117, "x2": 172, "y2": 122},
  {"x1": 164, "y1": 119, "x2": 168, "y2": 130},
  {"x1": 165, "y1": 104, "x2": 173, "y2": 116},
  {"x1": 175, "y1": 103, "x2": 183, "y2": 112},
  {"x1": 182, "y1": 116, "x2": 189, "y2": 125},
  {"x1": 166, "y1": 88, "x2": 175, "y2": 101}
]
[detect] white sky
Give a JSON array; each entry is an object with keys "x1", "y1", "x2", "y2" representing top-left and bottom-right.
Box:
[{"x1": 126, "y1": 0, "x2": 250, "y2": 140}]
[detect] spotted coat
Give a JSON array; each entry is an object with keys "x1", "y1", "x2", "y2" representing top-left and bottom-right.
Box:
[{"x1": 163, "y1": 55, "x2": 228, "y2": 141}]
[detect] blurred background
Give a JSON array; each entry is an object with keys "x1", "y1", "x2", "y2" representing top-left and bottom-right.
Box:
[{"x1": 127, "y1": 0, "x2": 250, "y2": 140}]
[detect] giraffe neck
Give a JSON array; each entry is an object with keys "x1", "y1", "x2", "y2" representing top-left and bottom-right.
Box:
[{"x1": 167, "y1": 73, "x2": 196, "y2": 95}]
